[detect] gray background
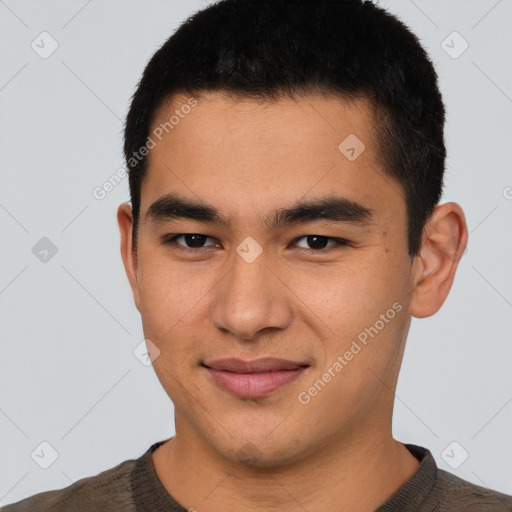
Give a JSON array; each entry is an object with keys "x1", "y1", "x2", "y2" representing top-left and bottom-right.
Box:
[{"x1": 1, "y1": 0, "x2": 511, "y2": 505}]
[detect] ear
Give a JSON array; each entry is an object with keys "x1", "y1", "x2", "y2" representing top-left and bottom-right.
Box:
[
  {"x1": 409, "y1": 202, "x2": 468, "y2": 318},
  {"x1": 117, "y1": 202, "x2": 141, "y2": 312}
]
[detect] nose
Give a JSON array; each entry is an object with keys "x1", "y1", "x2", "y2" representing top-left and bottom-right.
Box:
[{"x1": 210, "y1": 248, "x2": 293, "y2": 340}]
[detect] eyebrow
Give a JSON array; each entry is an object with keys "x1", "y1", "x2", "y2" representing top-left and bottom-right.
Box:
[{"x1": 144, "y1": 192, "x2": 373, "y2": 231}]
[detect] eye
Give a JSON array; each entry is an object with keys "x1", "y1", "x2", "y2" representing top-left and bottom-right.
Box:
[
  {"x1": 292, "y1": 235, "x2": 350, "y2": 252},
  {"x1": 162, "y1": 234, "x2": 219, "y2": 250}
]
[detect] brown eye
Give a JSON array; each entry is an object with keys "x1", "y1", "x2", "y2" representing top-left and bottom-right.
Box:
[
  {"x1": 294, "y1": 236, "x2": 349, "y2": 252},
  {"x1": 162, "y1": 234, "x2": 219, "y2": 249}
]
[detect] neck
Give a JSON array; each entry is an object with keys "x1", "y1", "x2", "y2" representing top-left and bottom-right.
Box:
[{"x1": 152, "y1": 422, "x2": 420, "y2": 512}]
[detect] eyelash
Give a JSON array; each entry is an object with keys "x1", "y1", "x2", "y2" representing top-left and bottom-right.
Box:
[{"x1": 160, "y1": 234, "x2": 352, "y2": 254}]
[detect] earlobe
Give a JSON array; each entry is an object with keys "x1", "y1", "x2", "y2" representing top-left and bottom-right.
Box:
[
  {"x1": 117, "y1": 202, "x2": 141, "y2": 312},
  {"x1": 409, "y1": 202, "x2": 468, "y2": 318}
]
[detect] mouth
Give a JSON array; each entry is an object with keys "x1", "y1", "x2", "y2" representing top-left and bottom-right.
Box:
[{"x1": 201, "y1": 357, "x2": 310, "y2": 398}]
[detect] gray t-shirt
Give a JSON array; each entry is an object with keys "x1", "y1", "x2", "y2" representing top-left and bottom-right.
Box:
[{"x1": 2, "y1": 441, "x2": 511, "y2": 511}]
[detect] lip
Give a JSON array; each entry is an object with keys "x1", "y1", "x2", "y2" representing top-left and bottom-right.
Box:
[
  {"x1": 203, "y1": 357, "x2": 307, "y2": 373},
  {"x1": 202, "y1": 358, "x2": 309, "y2": 398}
]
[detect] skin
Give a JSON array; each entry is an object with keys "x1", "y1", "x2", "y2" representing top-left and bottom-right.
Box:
[{"x1": 117, "y1": 91, "x2": 468, "y2": 512}]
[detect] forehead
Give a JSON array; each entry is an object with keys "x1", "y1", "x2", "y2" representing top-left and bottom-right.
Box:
[
  {"x1": 141, "y1": 91, "x2": 404, "y2": 229},
  {"x1": 150, "y1": 91, "x2": 376, "y2": 150}
]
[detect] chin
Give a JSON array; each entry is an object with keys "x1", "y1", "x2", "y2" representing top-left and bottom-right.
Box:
[{"x1": 218, "y1": 436, "x2": 308, "y2": 469}]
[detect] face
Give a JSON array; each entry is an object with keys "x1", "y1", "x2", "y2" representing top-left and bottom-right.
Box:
[{"x1": 119, "y1": 91, "x2": 420, "y2": 467}]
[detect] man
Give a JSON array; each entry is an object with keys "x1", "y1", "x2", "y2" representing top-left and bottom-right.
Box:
[{"x1": 3, "y1": 0, "x2": 511, "y2": 510}]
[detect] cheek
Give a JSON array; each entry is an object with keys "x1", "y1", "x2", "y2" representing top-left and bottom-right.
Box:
[
  {"x1": 136, "y1": 249, "x2": 209, "y2": 334},
  {"x1": 289, "y1": 259, "x2": 398, "y2": 333},
  {"x1": 287, "y1": 253, "x2": 410, "y2": 379},
  {"x1": 135, "y1": 251, "x2": 222, "y2": 389}
]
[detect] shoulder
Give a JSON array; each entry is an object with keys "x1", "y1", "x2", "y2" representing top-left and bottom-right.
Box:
[
  {"x1": 1, "y1": 457, "x2": 138, "y2": 512},
  {"x1": 384, "y1": 444, "x2": 512, "y2": 512},
  {"x1": 432, "y1": 468, "x2": 512, "y2": 511}
]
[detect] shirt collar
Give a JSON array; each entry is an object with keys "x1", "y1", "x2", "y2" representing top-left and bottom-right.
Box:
[{"x1": 131, "y1": 440, "x2": 438, "y2": 512}]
